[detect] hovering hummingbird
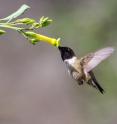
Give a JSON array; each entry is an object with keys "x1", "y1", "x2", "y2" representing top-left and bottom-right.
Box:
[{"x1": 58, "y1": 46, "x2": 114, "y2": 94}]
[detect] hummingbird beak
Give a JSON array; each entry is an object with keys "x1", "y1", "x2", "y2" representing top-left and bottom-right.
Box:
[
  {"x1": 58, "y1": 46, "x2": 62, "y2": 50},
  {"x1": 58, "y1": 46, "x2": 62, "y2": 52}
]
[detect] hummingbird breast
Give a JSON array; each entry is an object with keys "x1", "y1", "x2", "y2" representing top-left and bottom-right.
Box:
[{"x1": 65, "y1": 57, "x2": 85, "y2": 82}]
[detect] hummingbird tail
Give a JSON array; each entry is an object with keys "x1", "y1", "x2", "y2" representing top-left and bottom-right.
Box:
[{"x1": 89, "y1": 71, "x2": 105, "y2": 94}]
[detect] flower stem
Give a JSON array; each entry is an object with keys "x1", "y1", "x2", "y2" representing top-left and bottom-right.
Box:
[{"x1": 0, "y1": 24, "x2": 22, "y2": 30}]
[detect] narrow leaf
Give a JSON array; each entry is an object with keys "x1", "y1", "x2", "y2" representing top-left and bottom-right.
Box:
[
  {"x1": 0, "y1": 29, "x2": 6, "y2": 35},
  {"x1": 0, "y1": 4, "x2": 30, "y2": 22}
]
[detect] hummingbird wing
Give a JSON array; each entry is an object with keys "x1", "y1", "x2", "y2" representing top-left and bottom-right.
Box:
[{"x1": 80, "y1": 47, "x2": 114, "y2": 72}]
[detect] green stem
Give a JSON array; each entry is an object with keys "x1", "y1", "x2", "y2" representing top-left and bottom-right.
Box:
[{"x1": 0, "y1": 24, "x2": 23, "y2": 30}]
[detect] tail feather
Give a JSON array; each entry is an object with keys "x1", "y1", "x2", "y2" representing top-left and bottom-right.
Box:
[{"x1": 89, "y1": 71, "x2": 104, "y2": 94}]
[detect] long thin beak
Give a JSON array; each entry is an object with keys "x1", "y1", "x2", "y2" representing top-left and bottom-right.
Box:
[{"x1": 58, "y1": 46, "x2": 62, "y2": 51}]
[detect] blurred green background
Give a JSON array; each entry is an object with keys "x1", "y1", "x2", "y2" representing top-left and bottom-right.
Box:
[{"x1": 0, "y1": 0, "x2": 116, "y2": 124}]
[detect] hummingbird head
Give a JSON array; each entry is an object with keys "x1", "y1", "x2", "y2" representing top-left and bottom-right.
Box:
[{"x1": 58, "y1": 46, "x2": 75, "y2": 61}]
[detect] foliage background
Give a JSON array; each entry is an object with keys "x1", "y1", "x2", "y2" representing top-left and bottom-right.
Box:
[{"x1": 0, "y1": 0, "x2": 116, "y2": 124}]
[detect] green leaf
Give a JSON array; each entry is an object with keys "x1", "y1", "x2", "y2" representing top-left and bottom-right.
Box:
[
  {"x1": 0, "y1": 4, "x2": 30, "y2": 22},
  {"x1": 24, "y1": 31, "x2": 37, "y2": 39},
  {"x1": 39, "y1": 16, "x2": 53, "y2": 27},
  {"x1": 15, "y1": 18, "x2": 35, "y2": 25},
  {"x1": 0, "y1": 29, "x2": 6, "y2": 35},
  {"x1": 32, "y1": 22, "x2": 41, "y2": 28},
  {"x1": 30, "y1": 39, "x2": 39, "y2": 45},
  {"x1": 24, "y1": 31, "x2": 40, "y2": 45}
]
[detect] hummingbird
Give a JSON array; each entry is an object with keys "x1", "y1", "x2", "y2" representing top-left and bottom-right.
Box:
[{"x1": 58, "y1": 46, "x2": 114, "y2": 94}]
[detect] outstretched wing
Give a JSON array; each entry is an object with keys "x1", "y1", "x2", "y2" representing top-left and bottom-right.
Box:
[{"x1": 80, "y1": 47, "x2": 114, "y2": 72}]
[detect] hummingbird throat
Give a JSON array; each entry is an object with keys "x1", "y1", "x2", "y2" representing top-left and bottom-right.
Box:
[{"x1": 64, "y1": 56, "x2": 77, "y2": 65}]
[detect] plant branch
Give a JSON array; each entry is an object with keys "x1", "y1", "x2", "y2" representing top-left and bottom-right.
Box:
[{"x1": 0, "y1": 4, "x2": 61, "y2": 47}]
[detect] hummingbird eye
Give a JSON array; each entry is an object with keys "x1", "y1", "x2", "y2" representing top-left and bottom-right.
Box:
[{"x1": 67, "y1": 48, "x2": 71, "y2": 51}]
